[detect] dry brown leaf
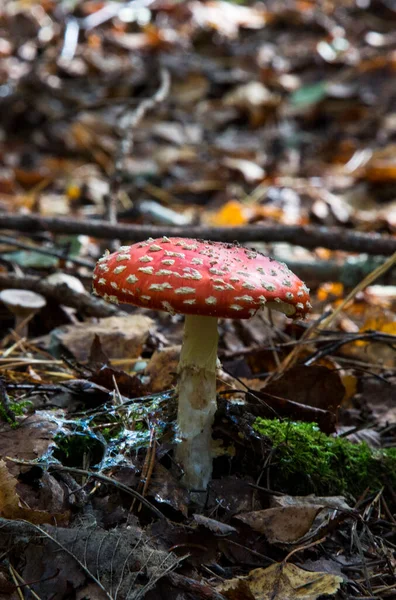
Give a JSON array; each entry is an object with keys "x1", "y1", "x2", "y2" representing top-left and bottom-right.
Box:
[
  {"x1": 55, "y1": 315, "x2": 154, "y2": 362},
  {"x1": 145, "y1": 345, "x2": 180, "y2": 393},
  {"x1": 0, "y1": 459, "x2": 67, "y2": 524},
  {"x1": 0, "y1": 413, "x2": 60, "y2": 476},
  {"x1": 236, "y1": 506, "x2": 321, "y2": 544},
  {"x1": 218, "y1": 563, "x2": 343, "y2": 600}
]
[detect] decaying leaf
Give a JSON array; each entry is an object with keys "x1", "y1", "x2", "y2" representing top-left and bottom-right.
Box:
[
  {"x1": 0, "y1": 412, "x2": 60, "y2": 476},
  {"x1": 218, "y1": 563, "x2": 343, "y2": 600},
  {"x1": 54, "y1": 314, "x2": 154, "y2": 361},
  {"x1": 0, "y1": 459, "x2": 67, "y2": 524},
  {"x1": 145, "y1": 345, "x2": 180, "y2": 393},
  {"x1": 262, "y1": 365, "x2": 345, "y2": 414},
  {"x1": 236, "y1": 506, "x2": 321, "y2": 544}
]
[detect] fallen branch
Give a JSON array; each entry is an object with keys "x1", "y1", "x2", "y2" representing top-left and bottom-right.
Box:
[
  {"x1": 0, "y1": 214, "x2": 394, "y2": 254},
  {"x1": 0, "y1": 234, "x2": 95, "y2": 268},
  {"x1": 0, "y1": 273, "x2": 125, "y2": 318}
]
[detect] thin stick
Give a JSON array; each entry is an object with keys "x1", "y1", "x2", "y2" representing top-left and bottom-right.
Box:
[{"x1": 1, "y1": 214, "x2": 395, "y2": 255}]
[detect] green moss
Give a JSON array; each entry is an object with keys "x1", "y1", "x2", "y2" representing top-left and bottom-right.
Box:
[
  {"x1": 252, "y1": 418, "x2": 396, "y2": 498},
  {"x1": 0, "y1": 399, "x2": 33, "y2": 425},
  {"x1": 53, "y1": 430, "x2": 106, "y2": 468}
]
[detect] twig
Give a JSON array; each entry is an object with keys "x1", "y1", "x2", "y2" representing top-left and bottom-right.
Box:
[
  {"x1": 0, "y1": 273, "x2": 125, "y2": 318},
  {"x1": 168, "y1": 573, "x2": 228, "y2": 600},
  {"x1": 0, "y1": 234, "x2": 95, "y2": 269},
  {"x1": 1, "y1": 214, "x2": 395, "y2": 254},
  {"x1": 7, "y1": 459, "x2": 165, "y2": 520}
]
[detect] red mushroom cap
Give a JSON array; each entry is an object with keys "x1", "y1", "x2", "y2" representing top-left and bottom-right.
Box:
[{"x1": 93, "y1": 237, "x2": 311, "y2": 319}]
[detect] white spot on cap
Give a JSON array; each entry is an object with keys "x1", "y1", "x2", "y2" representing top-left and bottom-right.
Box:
[
  {"x1": 141, "y1": 295, "x2": 151, "y2": 301},
  {"x1": 285, "y1": 292, "x2": 294, "y2": 300},
  {"x1": 161, "y1": 236, "x2": 171, "y2": 243},
  {"x1": 138, "y1": 267, "x2": 154, "y2": 275},
  {"x1": 114, "y1": 265, "x2": 127, "y2": 274},
  {"x1": 139, "y1": 255, "x2": 153, "y2": 263},
  {"x1": 183, "y1": 268, "x2": 202, "y2": 280},
  {"x1": 297, "y1": 290, "x2": 304, "y2": 297},
  {"x1": 182, "y1": 243, "x2": 198, "y2": 251},
  {"x1": 92, "y1": 287, "x2": 98, "y2": 295},
  {"x1": 205, "y1": 296, "x2": 217, "y2": 305},
  {"x1": 119, "y1": 246, "x2": 131, "y2": 252},
  {"x1": 230, "y1": 276, "x2": 240, "y2": 283},
  {"x1": 162, "y1": 259, "x2": 175, "y2": 265},
  {"x1": 156, "y1": 269, "x2": 175, "y2": 276},
  {"x1": 98, "y1": 278, "x2": 106, "y2": 285},
  {"x1": 270, "y1": 269, "x2": 278, "y2": 276},
  {"x1": 242, "y1": 282, "x2": 256, "y2": 290},
  {"x1": 165, "y1": 251, "x2": 185, "y2": 258},
  {"x1": 126, "y1": 274, "x2": 138, "y2": 284},
  {"x1": 263, "y1": 283, "x2": 276, "y2": 292},
  {"x1": 183, "y1": 299, "x2": 196, "y2": 305},
  {"x1": 116, "y1": 254, "x2": 130, "y2": 262},
  {"x1": 256, "y1": 267, "x2": 265, "y2": 274},
  {"x1": 98, "y1": 251, "x2": 109, "y2": 263},
  {"x1": 258, "y1": 295, "x2": 267, "y2": 304},
  {"x1": 93, "y1": 274, "x2": 98, "y2": 280},
  {"x1": 111, "y1": 282, "x2": 119, "y2": 290},
  {"x1": 230, "y1": 304, "x2": 243, "y2": 311},
  {"x1": 98, "y1": 264, "x2": 109, "y2": 272},
  {"x1": 108, "y1": 295, "x2": 119, "y2": 304},
  {"x1": 175, "y1": 287, "x2": 196, "y2": 295},
  {"x1": 296, "y1": 302, "x2": 304, "y2": 310},
  {"x1": 213, "y1": 285, "x2": 226, "y2": 291},
  {"x1": 209, "y1": 268, "x2": 225, "y2": 275},
  {"x1": 235, "y1": 295, "x2": 254, "y2": 303},
  {"x1": 149, "y1": 283, "x2": 173, "y2": 291},
  {"x1": 191, "y1": 258, "x2": 203, "y2": 265},
  {"x1": 149, "y1": 244, "x2": 162, "y2": 252},
  {"x1": 282, "y1": 279, "x2": 292, "y2": 288},
  {"x1": 306, "y1": 301, "x2": 312, "y2": 309}
]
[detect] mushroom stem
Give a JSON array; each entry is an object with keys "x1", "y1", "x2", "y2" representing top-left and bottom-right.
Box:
[{"x1": 175, "y1": 314, "x2": 219, "y2": 490}]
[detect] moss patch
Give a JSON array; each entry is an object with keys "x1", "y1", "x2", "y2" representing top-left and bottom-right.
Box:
[{"x1": 253, "y1": 418, "x2": 396, "y2": 498}]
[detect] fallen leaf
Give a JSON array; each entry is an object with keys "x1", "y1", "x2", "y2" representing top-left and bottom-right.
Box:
[
  {"x1": 54, "y1": 315, "x2": 154, "y2": 362},
  {"x1": 193, "y1": 514, "x2": 237, "y2": 535},
  {"x1": 145, "y1": 345, "x2": 180, "y2": 393},
  {"x1": 209, "y1": 200, "x2": 249, "y2": 227},
  {"x1": 218, "y1": 563, "x2": 343, "y2": 600},
  {"x1": 262, "y1": 366, "x2": 345, "y2": 414},
  {"x1": 0, "y1": 459, "x2": 67, "y2": 524},
  {"x1": 0, "y1": 412, "x2": 60, "y2": 476},
  {"x1": 235, "y1": 506, "x2": 321, "y2": 544}
]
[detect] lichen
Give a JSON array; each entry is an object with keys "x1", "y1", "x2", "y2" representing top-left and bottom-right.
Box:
[{"x1": 252, "y1": 418, "x2": 396, "y2": 498}]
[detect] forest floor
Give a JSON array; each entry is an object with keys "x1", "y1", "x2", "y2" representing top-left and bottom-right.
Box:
[{"x1": 0, "y1": 1, "x2": 396, "y2": 599}]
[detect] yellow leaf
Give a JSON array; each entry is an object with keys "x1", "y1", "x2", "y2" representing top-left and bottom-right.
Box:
[
  {"x1": 210, "y1": 200, "x2": 248, "y2": 226},
  {"x1": 218, "y1": 563, "x2": 343, "y2": 600},
  {"x1": 0, "y1": 460, "x2": 67, "y2": 525}
]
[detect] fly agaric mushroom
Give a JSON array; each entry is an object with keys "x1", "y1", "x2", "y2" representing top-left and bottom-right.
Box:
[{"x1": 93, "y1": 238, "x2": 311, "y2": 490}]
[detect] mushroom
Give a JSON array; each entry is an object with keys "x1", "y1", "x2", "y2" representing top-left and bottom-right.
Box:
[
  {"x1": 0, "y1": 289, "x2": 46, "y2": 338},
  {"x1": 92, "y1": 238, "x2": 311, "y2": 490}
]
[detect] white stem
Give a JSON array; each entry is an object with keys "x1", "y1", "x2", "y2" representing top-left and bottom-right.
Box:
[{"x1": 175, "y1": 314, "x2": 219, "y2": 490}]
